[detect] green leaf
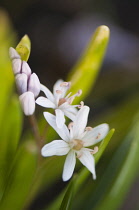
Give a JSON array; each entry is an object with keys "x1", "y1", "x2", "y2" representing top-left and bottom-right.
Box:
[
  {"x1": 0, "y1": 141, "x2": 37, "y2": 210},
  {"x1": 60, "y1": 177, "x2": 75, "y2": 210},
  {"x1": 0, "y1": 96, "x2": 22, "y2": 198},
  {"x1": 16, "y1": 34, "x2": 31, "y2": 61},
  {"x1": 96, "y1": 115, "x2": 139, "y2": 210},
  {"x1": 67, "y1": 25, "x2": 110, "y2": 103},
  {"x1": 0, "y1": 10, "x2": 16, "y2": 129}
]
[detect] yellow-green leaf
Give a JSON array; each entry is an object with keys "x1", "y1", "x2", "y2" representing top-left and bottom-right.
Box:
[{"x1": 67, "y1": 25, "x2": 110, "y2": 103}]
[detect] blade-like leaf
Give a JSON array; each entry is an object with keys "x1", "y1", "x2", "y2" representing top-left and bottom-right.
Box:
[
  {"x1": 0, "y1": 96, "x2": 22, "y2": 198},
  {"x1": 67, "y1": 25, "x2": 110, "y2": 103},
  {"x1": 0, "y1": 10, "x2": 15, "y2": 129},
  {"x1": 0, "y1": 141, "x2": 37, "y2": 210},
  {"x1": 60, "y1": 177, "x2": 75, "y2": 210},
  {"x1": 95, "y1": 117, "x2": 139, "y2": 210}
]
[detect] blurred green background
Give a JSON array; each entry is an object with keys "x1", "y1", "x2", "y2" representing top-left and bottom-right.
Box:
[{"x1": 0, "y1": 0, "x2": 139, "y2": 210}]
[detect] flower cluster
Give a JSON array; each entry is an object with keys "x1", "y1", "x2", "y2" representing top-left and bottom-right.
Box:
[
  {"x1": 9, "y1": 47, "x2": 41, "y2": 115},
  {"x1": 9, "y1": 47, "x2": 109, "y2": 182}
]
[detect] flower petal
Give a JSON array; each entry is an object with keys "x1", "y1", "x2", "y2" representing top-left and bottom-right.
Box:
[
  {"x1": 53, "y1": 79, "x2": 63, "y2": 96},
  {"x1": 36, "y1": 96, "x2": 55, "y2": 108},
  {"x1": 12, "y1": 59, "x2": 21, "y2": 74},
  {"x1": 40, "y1": 84, "x2": 55, "y2": 103},
  {"x1": 28, "y1": 73, "x2": 40, "y2": 98},
  {"x1": 64, "y1": 110, "x2": 76, "y2": 121},
  {"x1": 19, "y1": 91, "x2": 35, "y2": 116},
  {"x1": 62, "y1": 150, "x2": 76, "y2": 181},
  {"x1": 41, "y1": 140, "x2": 70, "y2": 157},
  {"x1": 43, "y1": 112, "x2": 70, "y2": 141},
  {"x1": 77, "y1": 149, "x2": 96, "y2": 179},
  {"x1": 83, "y1": 123, "x2": 109, "y2": 147},
  {"x1": 55, "y1": 109, "x2": 65, "y2": 128},
  {"x1": 72, "y1": 106, "x2": 90, "y2": 138},
  {"x1": 22, "y1": 61, "x2": 32, "y2": 76},
  {"x1": 9, "y1": 47, "x2": 20, "y2": 60},
  {"x1": 15, "y1": 73, "x2": 28, "y2": 94}
]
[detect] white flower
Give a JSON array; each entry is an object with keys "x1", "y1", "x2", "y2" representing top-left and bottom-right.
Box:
[
  {"x1": 41, "y1": 106, "x2": 109, "y2": 181},
  {"x1": 36, "y1": 79, "x2": 82, "y2": 128}
]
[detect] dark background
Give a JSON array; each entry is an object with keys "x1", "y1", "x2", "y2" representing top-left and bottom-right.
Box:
[{"x1": 1, "y1": 0, "x2": 139, "y2": 209}]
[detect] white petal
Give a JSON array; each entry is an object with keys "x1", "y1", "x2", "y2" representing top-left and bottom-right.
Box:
[
  {"x1": 83, "y1": 123, "x2": 109, "y2": 147},
  {"x1": 41, "y1": 140, "x2": 70, "y2": 157},
  {"x1": 72, "y1": 106, "x2": 90, "y2": 138},
  {"x1": 28, "y1": 73, "x2": 41, "y2": 98},
  {"x1": 78, "y1": 149, "x2": 96, "y2": 179},
  {"x1": 36, "y1": 97, "x2": 55, "y2": 108},
  {"x1": 62, "y1": 150, "x2": 76, "y2": 181},
  {"x1": 15, "y1": 73, "x2": 28, "y2": 94},
  {"x1": 53, "y1": 79, "x2": 63, "y2": 96},
  {"x1": 22, "y1": 61, "x2": 31, "y2": 76},
  {"x1": 55, "y1": 109, "x2": 65, "y2": 128},
  {"x1": 9, "y1": 47, "x2": 20, "y2": 60},
  {"x1": 19, "y1": 91, "x2": 35, "y2": 115},
  {"x1": 43, "y1": 112, "x2": 70, "y2": 142},
  {"x1": 12, "y1": 59, "x2": 21, "y2": 74},
  {"x1": 40, "y1": 84, "x2": 55, "y2": 103},
  {"x1": 64, "y1": 110, "x2": 76, "y2": 121}
]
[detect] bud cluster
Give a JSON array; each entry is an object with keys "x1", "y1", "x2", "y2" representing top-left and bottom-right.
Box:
[{"x1": 9, "y1": 47, "x2": 41, "y2": 115}]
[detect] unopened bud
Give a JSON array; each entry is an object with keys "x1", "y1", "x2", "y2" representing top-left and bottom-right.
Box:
[
  {"x1": 28, "y1": 73, "x2": 41, "y2": 98},
  {"x1": 19, "y1": 91, "x2": 35, "y2": 115},
  {"x1": 9, "y1": 47, "x2": 20, "y2": 60},
  {"x1": 15, "y1": 73, "x2": 28, "y2": 94},
  {"x1": 22, "y1": 61, "x2": 31, "y2": 76},
  {"x1": 12, "y1": 59, "x2": 22, "y2": 75}
]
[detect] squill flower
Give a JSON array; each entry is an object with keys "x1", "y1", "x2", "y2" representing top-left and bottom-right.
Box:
[
  {"x1": 9, "y1": 47, "x2": 41, "y2": 115},
  {"x1": 36, "y1": 80, "x2": 82, "y2": 128},
  {"x1": 41, "y1": 106, "x2": 109, "y2": 181}
]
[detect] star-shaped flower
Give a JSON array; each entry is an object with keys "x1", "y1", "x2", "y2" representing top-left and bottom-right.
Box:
[
  {"x1": 41, "y1": 106, "x2": 109, "y2": 181},
  {"x1": 36, "y1": 79, "x2": 82, "y2": 128}
]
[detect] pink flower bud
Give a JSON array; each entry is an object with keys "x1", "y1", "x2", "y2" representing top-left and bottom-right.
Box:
[
  {"x1": 15, "y1": 73, "x2": 28, "y2": 94},
  {"x1": 12, "y1": 59, "x2": 22, "y2": 75},
  {"x1": 19, "y1": 92, "x2": 35, "y2": 115},
  {"x1": 28, "y1": 73, "x2": 40, "y2": 98},
  {"x1": 22, "y1": 61, "x2": 31, "y2": 76},
  {"x1": 9, "y1": 47, "x2": 20, "y2": 60}
]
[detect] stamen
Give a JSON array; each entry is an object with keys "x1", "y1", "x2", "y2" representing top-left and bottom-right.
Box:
[
  {"x1": 65, "y1": 92, "x2": 72, "y2": 99},
  {"x1": 78, "y1": 101, "x2": 84, "y2": 109},
  {"x1": 77, "y1": 89, "x2": 82, "y2": 96},
  {"x1": 85, "y1": 126, "x2": 93, "y2": 131},
  {"x1": 60, "y1": 82, "x2": 69, "y2": 87},
  {"x1": 67, "y1": 96, "x2": 74, "y2": 104},
  {"x1": 68, "y1": 122, "x2": 74, "y2": 130},
  {"x1": 91, "y1": 146, "x2": 98, "y2": 154},
  {"x1": 56, "y1": 90, "x2": 62, "y2": 94}
]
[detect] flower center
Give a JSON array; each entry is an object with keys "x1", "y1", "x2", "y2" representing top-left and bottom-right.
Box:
[
  {"x1": 71, "y1": 139, "x2": 84, "y2": 151},
  {"x1": 58, "y1": 98, "x2": 67, "y2": 106}
]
